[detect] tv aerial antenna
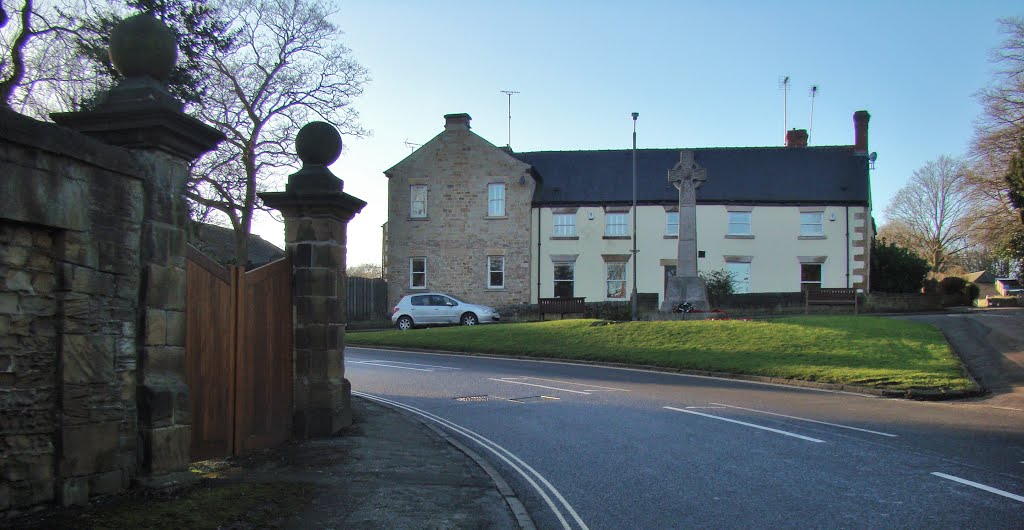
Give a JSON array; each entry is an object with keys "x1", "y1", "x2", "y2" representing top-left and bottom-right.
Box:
[
  {"x1": 500, "y1": 90, "x2": 520, "y2": 148},
  {"x1": 403, "y1": 139, "x2": 421, "y2": 153},
  {"x1": 808, "y1": 85, "x2": 819, "y2": 144},
  {"x1": 778, "y1": 75, "x2": 790, "y2": 145}
]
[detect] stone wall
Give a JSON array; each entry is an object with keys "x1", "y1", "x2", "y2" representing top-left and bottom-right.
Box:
[
  {"x1": 1, "y1": 108, "x2": 146, "y2": 514},
  {"x1": 850, "y1": 209, "x2": 871, "y2": 291},
  {"x1": 1, "y1": 222, "x2": 57, "y2": 512},
  {"x1": 385, "y1": 114, "x2": 535, "y2": 309}
]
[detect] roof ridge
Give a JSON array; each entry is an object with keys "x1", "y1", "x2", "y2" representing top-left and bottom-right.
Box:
[{"x1": 515, "y1": 145, "x2": 855, "y2": 155}]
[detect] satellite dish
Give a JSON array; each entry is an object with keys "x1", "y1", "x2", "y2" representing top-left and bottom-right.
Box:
[{"x1": 869, "y1": 152, "x2": 877, "y2": 162}]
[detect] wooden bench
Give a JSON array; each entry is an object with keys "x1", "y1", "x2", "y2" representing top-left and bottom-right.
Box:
[
  {"x1": 805, "y1": 288, "x2": 859, "y2": 314},
  {"x1": 538, "y1": 297, "x2": 586, "y2": 320}
]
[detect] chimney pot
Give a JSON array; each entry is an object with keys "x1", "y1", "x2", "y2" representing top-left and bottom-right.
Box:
[
  {"x1": 853, "y1": 110, "x2": 870, "y2": 153},
  {"x1": 785, "y1": 129, "x2": 808, "y2": 148},
  {"x1": 444, "y1": 113, "x2": 472, "y2": 131}
]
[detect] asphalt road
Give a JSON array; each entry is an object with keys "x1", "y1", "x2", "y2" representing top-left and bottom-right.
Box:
[
  {"x1": 898, "y1": 309, "x2": 1024, "y2": 411},
  {"x1": 345, "y1": 320, "x2": 1024, "y2": 529}
]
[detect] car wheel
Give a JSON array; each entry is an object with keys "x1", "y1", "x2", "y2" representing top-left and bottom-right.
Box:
[
  {"x1": 461, "y1": 313, "x2": 478, "y2": 326},
  {"x1": 397, "y1": 316, "x2": 414, "y2": 330}
]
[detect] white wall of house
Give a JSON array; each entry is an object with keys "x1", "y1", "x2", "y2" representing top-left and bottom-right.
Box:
[{"x1": 530, "y1": 204, "x2": 871, "y2": 304}]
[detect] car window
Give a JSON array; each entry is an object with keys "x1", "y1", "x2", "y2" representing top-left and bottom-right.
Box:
[
  {"x1": 442, "y1": 296, "x2": 457, "y2": 306},
  {"x1": 410, "y1": 295, "x2": 429, "y2": 306}
]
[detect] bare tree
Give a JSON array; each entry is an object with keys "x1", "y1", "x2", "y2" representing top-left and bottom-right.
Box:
[
  {"x1": 884, "y1": 156, "x2": 975, "y2": 272},
  {"x1": 969, "y1": 16, "x2": 1024, "y2": 276},
  {"x1": 973, "y1": 17, "x2": 1024, "y2": 167},
  {"x1": 876, "y1": 218, "x2": 918, "y2": 251},
  {"x1": 189, "y1": 0, "x2": 368, "y2": 264},
  {"x1": 0, "y1": 0, "x2": 35, "y2": 105},
  {"x1": 347, "y1": 263, "x2": 382, "y2": 279},
  {"x1": 0, "y1": 0, "x2": 89, "y2": 111}
]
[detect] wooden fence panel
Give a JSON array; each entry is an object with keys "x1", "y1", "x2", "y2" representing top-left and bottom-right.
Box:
[
  {"x1": 347, "y1": 276, "x2": 387, "y2": 321},
  {"x1": 185, "y1": 247, "x2": 236, "y2": 461},
  {"x1": 234, "y1": 257, "x2": 293, "y2": 453}
]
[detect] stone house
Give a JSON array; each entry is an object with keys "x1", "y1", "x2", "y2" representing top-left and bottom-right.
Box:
[
  {"x1": 385, "y1": 114, "x2": 535, "y2": 309},
  {"x1": 384, "y1": 112, "x2": 874, "y2": 310}
]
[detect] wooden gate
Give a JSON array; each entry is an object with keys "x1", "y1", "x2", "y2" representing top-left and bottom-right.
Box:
[{"x1": 185, "y1": 246, "x2": 293, "y2": 461}]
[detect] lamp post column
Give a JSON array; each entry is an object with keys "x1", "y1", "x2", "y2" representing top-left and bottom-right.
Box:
[{"x1": 631, "y1": 112, "x2": 639, "y2": 321}]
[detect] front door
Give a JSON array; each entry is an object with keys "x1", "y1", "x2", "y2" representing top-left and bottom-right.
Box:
[{"x1": 726, "y1": 262, "x2": 751, "y2": 294}]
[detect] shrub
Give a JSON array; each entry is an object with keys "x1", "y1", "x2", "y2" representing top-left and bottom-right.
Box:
[
  {"x1": 938, "y1": 276, "x2": 967, "y2": 295},
  {"x1": 700, "y1": 268, "x2": 735, "y2": 305},
  {"x1": 937, "y1": 277, "x2": 980, "y2": 301},
  {"x1": 584, "y1": 301, "x2": 631, "y2": 321},
  {"x1": 871, "y1": 239, "x2": 930, "y2": 293}
]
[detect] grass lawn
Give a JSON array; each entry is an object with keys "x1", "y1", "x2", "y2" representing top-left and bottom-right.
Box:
[{"x1": 346, "y1": 316, "x2": 976, "y2": 392}]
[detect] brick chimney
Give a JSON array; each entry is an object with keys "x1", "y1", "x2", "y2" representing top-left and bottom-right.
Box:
[
  {"x1": 853, "y1": 110, "x2": 870, "y2": 154},
  {"x1": 444, "y1": 113, "x2": 471, "y2": 131},
  {"x1": 785, "y1": 129, "x2": 808, "y2": 148}
]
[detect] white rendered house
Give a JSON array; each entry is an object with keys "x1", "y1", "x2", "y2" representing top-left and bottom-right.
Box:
[{"x1": 384, "y1": 112, "x2": 874, "y2": 308}]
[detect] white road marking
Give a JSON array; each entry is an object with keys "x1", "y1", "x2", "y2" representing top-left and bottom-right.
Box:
[
  {"x1": 354, "y1": 391, "x2": 590, "y2": 530},
  {"x1": 685, "y1": 406, "x2": 726, "y2": 410},
  {"x1": 664, "y1": 406, "x2": 826, "y2": 443},
  {"x1": 519, "y1": 377, "x2": 630, "y2": 392},
  {"x1": 356, "y1": 359, "x2": 461, "y2": 370},
  {"x1": 709, "y1": 403, "x2": 899, "y2": 438},
  {"x1": 489, "y1": 378, "x2": 589, "y2": 394},
  {"x1": 931, "y1": 472, "x2": 1024, "y2": 503},
  {"x1": 348, "y1": 361, "x2": 433, "y2": 372}
]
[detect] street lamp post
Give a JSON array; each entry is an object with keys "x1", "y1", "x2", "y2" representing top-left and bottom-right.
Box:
[{"x1": 631, "y1": 112, "x2": 639, "y2": 321}]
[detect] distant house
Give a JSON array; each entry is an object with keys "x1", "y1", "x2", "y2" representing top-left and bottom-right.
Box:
[
  {"x1": 384, "y1": 112, "x2": 875, "y2": 309},
  {"x1": 189, "y1": 222, "x2": 284, "y2": 268},
  {"x1": 963, "y1": 270, "x2": 999, "y2": 299},
  {"x1": 996, "y1": 278, "x2": 1023, "y2": 296}
]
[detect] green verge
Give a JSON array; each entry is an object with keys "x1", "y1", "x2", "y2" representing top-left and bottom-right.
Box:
[{"x1": 347, "y1": 316, "x2": 976, "y2": 392}]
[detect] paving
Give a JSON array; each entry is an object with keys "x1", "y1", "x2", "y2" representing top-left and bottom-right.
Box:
[
  {"x1": 896, "y1": 307, "x2": 1024, "y2": 411},
  {"x1": 240, "y1": 397, "x2": 528, "y2": 529}
]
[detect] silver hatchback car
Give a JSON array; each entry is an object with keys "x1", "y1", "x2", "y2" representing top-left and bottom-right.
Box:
[{"x1": 391, "y1": 293, "x2": 500, "y2": 330}]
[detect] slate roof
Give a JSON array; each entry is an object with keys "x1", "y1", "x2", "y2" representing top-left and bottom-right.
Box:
[
  {"x1": 190, "y1": 222, "x2": 284, "y2": 268},
  {"x1": 514, "y1": 146, "x2": 871, "y2": 206},
  {"x1": 963, "y1": 270, "x2": 996, "y2": 284}
]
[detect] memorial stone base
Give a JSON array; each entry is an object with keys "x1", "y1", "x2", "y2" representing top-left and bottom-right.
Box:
[{"x1": 661, "y1": 276, "x2": 710, "y2": 312}]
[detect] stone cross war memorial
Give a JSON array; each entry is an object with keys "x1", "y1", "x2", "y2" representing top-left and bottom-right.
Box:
[{"x1": 661, "y1": 150, "x2": 711, "y2": 312}]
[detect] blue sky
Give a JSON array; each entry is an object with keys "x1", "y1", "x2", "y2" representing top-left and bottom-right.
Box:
[{"x1": 252, "y1": 0, "x2": 1021, "y2": 267}]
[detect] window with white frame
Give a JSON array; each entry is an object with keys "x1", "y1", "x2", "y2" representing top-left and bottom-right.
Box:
[
  {"x1": 800, "y1": 263, "x2": 822, "y2": 291},
  {"x1": 553, "y1": 262, "x2": 575, "y2": 298},
  {"x1": 409, "y1": 257, "x2": 426, "y2": 288},
  {"x1": 487, "y1": 256, "x2": 504, "y2": 288},
  {"x1": 488, "y1": 183, "x2": 505, "y2": 217},
  {"x1": 410, "y1": 185, "x2": 427, "y2": 218},
  {"x1": 726, "y1": 261, "x2": 752, "y2": 293},
  {"x1": 606, "y1": 262, "x2": 627, "y2": 299},
  {"x1": 666, "y1": 211, "x2": 679, "y2": 236},
  {"x1": 553, "y1": 213, "x2": 576, "y2": 237},
  {"x1": 728, "y1": 211, "x2": 752, "y2": 236},
  {"x1": 800, "y1": 211, "x2": 824, "y2": 236},
  {"x1": 605, "y1": 212, "x2": 628, "y2": 236}
]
